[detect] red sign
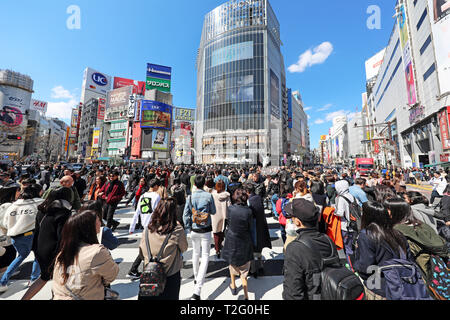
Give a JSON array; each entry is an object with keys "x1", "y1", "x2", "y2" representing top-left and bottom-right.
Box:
[
  {"x1": 97, "y1": 98, "x2": 106, "y2": 121},
  {"x1": 438, "y1": 107, "x2": 450, "y2": 150},
  {"x1": 440, "y1": 154, "x2": 450, "y2": 163},
  {"x1": 131, "y1": 123, "x2": 142, "y2": 157},
  {"x1": 114, "y1": 77, "x2": 146, "y2": 96},
  {"x1": 374, "y1": 140, "x2": 380, "y2": 154}
]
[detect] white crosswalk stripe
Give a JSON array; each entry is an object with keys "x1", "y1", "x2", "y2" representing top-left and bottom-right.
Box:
[{"x1": 0, "y1": 199, "x2": 285, "y2": 300}]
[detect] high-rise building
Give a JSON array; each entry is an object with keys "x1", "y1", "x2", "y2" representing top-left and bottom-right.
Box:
[{"x1": 195, "y1": 0, "x2": 287, "y2": 165}]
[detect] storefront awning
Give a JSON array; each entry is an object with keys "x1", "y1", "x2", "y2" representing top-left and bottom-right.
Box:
[{"x1": 424, "y1": 162, "x2": 450, "y2": 168}]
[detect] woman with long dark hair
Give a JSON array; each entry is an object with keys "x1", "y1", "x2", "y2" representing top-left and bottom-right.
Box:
[
  {"x1": 353, "y1": 201, "x2": 413, "y2": 299},
  {"x1": 139, "y1": 198, "x2": 188, "y2": 300},
  {"x1": 52, "y1": 210, "x2": 119, "y2": 300},
  {"x1": 80, "y1": 201, "x2": 118, "y2": 251},
  {"x1": 385, "y1": 197, "x2": 447, "y2": 284},
  {"x1": 403, "y1": 191, "x2": 440, "y2": 233},
  {"x1": 221, "y1": 189, "x2": 254, "y2": 300}
]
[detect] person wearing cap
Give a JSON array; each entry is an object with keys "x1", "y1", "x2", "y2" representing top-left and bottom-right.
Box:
[
  {"x1": 282, "y1": 198, "x2": 339, "y2": 300},
  {"x1": 0, "y1": 172, "x2": 16, "y2": 188}
]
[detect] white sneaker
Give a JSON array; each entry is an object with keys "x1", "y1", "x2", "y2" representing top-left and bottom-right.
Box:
[{"x1": 0, "y1": 285, "x2": 8, "y2": 293}]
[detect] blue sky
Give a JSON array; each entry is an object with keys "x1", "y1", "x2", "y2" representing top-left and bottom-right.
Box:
[{"x1": 0, "y1": 0, "x2": 397, "y2": 149}]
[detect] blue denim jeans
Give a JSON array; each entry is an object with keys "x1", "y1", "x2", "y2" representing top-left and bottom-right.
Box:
[
  {"x1": 271, "y1": 194, "x2": 279, "y2": 218},
  {"x1": 0, "y1": 233, "x2": 41, "y2": 286}
]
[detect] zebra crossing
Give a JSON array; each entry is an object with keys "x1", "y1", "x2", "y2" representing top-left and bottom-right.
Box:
[{"x1": 0, "y1": 198, "x2": 287, "y2": 300}]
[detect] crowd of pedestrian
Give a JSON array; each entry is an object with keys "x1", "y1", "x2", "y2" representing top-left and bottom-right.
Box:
[{"x1": 0, "y1": 160, "x2": 448, "y2": 300}]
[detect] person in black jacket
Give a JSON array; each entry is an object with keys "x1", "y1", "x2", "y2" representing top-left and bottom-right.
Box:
[
  {"x1": 282, "y1": 198, "x2": 338, "y2": 300},
  {"x1": 22, "y1": 187, "x2": 73, "y2": 300},
  {"x1": 221, "y1": 189, "x2": 254, "y2": 300},
  {"x1": 244, "y1": 183, "x2": 272, "y2": 278},
  {"x1": 227, "y1": 173, "x2": 242, "y2": 204}
]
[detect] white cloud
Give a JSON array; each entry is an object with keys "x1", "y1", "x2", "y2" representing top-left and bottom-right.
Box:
[
  {"x1": 314, "y1": 119, "x2": 325, "y2": 125},
  {"x1": 288, "y1": 42, "x2": 334, "y2": 73},
  {"x1": 51, "y1": 85, "x2": 75, "y2": 99},
  {"x1": 47, "y1": 99, "x2": 78, "y2": 119},
  {"x1": 303, "y1": 106, "x2": 312, "y2": 111},
  {"x1": 318, "y1": 103, "x2": 332, "y2": 112},
  {"x1": 46, "y1": 86, "x2": 78, "y2": 119}
]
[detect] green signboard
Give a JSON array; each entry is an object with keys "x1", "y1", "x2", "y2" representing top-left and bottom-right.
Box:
[{"x1": 146, "y1": 77, "x2": 171, "y2": 93}]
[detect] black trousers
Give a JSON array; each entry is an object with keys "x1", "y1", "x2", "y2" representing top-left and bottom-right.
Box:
[
  {"x1": 103, "y1": 203, "x2": 118, "y2": 229},
  {"x1": 130, "y1": 248, "x2": 144, "y2": 273},
  {"x1": 138, "y1": 271, "x2": 181, "y2": 300}
]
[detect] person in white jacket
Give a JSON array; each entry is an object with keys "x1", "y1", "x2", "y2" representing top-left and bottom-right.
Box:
[
  {"x1": 0, "y1": 185, "x2": 43, "y2": 293},
  {"x1": 129, "y1": 180, "x2": 161, "y2": 234},
  {"x1": 127, "y1": 180, "x2": 161, "y2": 279},
  {"x1": 429, "y1": 171, "x2": 447, "y2": 206}
]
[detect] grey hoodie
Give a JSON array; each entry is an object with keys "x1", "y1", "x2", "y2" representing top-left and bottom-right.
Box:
[{"x1": 334, "y1": 180, "x2": 355, "y2": 231}]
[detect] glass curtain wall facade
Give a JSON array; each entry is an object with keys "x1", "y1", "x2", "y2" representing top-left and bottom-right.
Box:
[{"x1": 196, "y1": 0, "x2": 285, "y2": 165}]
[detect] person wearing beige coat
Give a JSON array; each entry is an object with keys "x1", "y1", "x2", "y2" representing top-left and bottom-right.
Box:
[
  {"x1": 51, "y1": 211, "x2": 119, "y2": 300},
  {"x1": 211, "y1": 180, "x2": 231, "y2": 258},
  {"x1": 139, "y1": 198, "x2": 188, "y2": 300},
  {"x1": 52, "y1": 244, "x2": 119, "y2": 300}
]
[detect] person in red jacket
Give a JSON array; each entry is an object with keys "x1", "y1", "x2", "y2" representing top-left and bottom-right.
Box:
[{"x1": 98, "y1": 171, "x2": 126, "y2": 231}]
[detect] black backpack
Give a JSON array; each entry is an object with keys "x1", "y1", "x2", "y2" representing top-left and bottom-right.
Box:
[
  {"x1": 172, "y1": 185, "x2": 185, "y2": 206},
  {"x1": 340, "y1": 196, "x2": 363, "y2": 233},
  {"x1": 139, "y1": 229, "x2": 172, "y2": 297},
  {"x1": 298, "y1": 236, "x2": 365, "y2": 300}
]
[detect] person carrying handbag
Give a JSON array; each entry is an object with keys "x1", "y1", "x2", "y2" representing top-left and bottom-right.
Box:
[
  {"x1": 139, "y1": 198, "x2": 188, "y2": 300},
  {"x1": 183, "y1": 175, "x2": 216, "y2": 300}
]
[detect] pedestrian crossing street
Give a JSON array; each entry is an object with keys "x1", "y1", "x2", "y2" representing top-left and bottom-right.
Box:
[{"x1": 0, "y1": 199, "x2": 287, "y2": 300}]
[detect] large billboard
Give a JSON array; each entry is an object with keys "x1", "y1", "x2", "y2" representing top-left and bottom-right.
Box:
[
  {"x1": 151, "y1": 130, "x2": 169, "y2": 151},
  {"x1": 211, "y1": 75, "x2": 253, "y2": 105},
  {"x1": 396, "y1": 3, "x2": 418, "y2": 106},
  {"x1": 141, "y1": 100, "x2": 172, "y2": 129},
  {"x1": 81, "y1": 67, "x2": 112, "y2": 99},
  {"x1": 428, "y1": 0, "x2": 450, "y2": 95},
  {"x1": 114, "y1": 77, "x2": 146, "y2": 96},
  {"x1": 365, "y1": 48, "x2": 386, "y2": 81},
  {"x1": 146, "y1": 64, "x2": 172, "y2": 93},
  {"x1": 0, "y1": 85, "x2": 32, "y2": 128},
  {"x1": 131, "y1": 122, "x2": 142, "y2": 157},
  {"x1": 107, "y1": 86, "x2": 132, "y2": 110},
  {"x1": 211, "y1": 41, "x2": 254, "y2": 68},
  {"x1": 30, "y1": 99, "x2": 48, "y2": 114},
  {"x1": 270, "y1": 70, "x2": 280, "y2": 119},
  {"x1": 174, "y1": 107, "x2": 196, "y2": 122}
]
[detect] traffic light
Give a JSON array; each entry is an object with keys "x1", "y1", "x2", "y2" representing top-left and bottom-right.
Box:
[{"x1": 7, "y1": 135, "x2": 22, "y2": 140}]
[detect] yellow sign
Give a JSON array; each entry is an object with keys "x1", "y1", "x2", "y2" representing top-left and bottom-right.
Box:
[{"x1": 320, "y1": 135, "x2": 327, "y2": 141}]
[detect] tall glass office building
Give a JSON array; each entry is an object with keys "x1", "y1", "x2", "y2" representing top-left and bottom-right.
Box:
[{"x1": 195, "y1": 0, "x2": 287, "y2": 165}]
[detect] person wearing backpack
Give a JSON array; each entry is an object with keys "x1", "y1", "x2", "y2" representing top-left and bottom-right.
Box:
[
  {"x1": 353, "y1": 201, "x2": 432, "y2": 300},
  {"x1": 183, "y1": 175, "x2": 216, "y2": 300},
  {"x1": 127, "y1": 179, "x2": 162, "y2": 280},
  {"x1": 385, "y1": 197, "x2": 449, "y2": 300},
  {"x1": 171, "y1": 178, "x2": 187, "y2": 229},
  {"x1": 283, "y1": 198, "x2": 364, "y2": 300},
  {"x1": 334, "y1": 180, "x2": 358, "y2": 266},
  {"x1": 138, "y1": 199, "x2": 188, "y2": 300}
]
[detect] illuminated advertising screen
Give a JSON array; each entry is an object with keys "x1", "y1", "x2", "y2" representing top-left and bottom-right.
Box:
[
  {"x1": 211, "y1": 41, "x2": 253, "y2": 68},
  {"x1": 141, "y1": 100, "x2": 172, "y2": 129},
  {"x1": 211, "y1": 75, "x2": 253, "y2": 105},
  {"x1": 270, "y1": 70, "x2": 280, "y2": 119},
  {"x1": 152, "y1": 130, "x2": 169, "y2": 151}
]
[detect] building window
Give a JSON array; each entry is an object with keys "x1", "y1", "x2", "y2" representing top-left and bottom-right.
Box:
[
  {"x1": 423, "y1": 63, "x2": 436, "y2": 81},
  {"x1": 420, "y1": 35, "x2": 432, "y2": 55}
]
